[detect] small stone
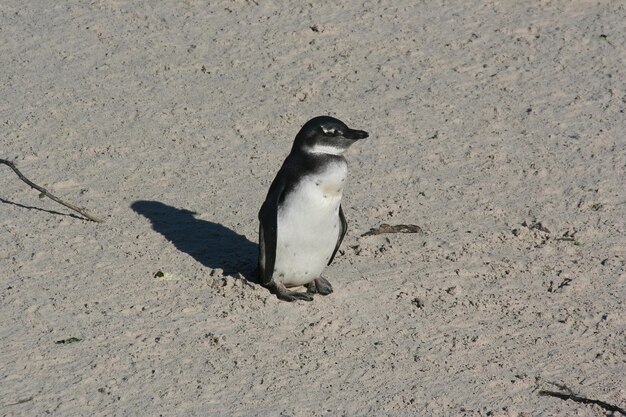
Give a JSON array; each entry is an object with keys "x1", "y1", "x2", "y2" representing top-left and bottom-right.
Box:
[
  {"x1": 412, "y1": 298, "x2": 424, "y2": 308},
  {"x1": 210, "y1": 268, "x2": 224, "y2": 277}
]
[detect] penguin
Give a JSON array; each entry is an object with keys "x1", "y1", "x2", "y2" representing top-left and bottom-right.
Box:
[{"x1": 257, "y1": 116, "x2": 369, "y2": 301}]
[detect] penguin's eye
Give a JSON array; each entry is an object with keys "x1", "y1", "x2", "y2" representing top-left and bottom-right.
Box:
[{"x1": 321, "y1": 126, "x2": 339, "y2": 136}]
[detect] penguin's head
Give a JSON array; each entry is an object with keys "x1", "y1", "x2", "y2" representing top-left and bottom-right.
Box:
[{"x1": 293, "y1": 116, "x2": 369, "y2": 155}]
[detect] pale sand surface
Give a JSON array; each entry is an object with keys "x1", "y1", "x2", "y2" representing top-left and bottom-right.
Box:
[{"x1": 1, "y1": 1, "x2": 625, "y2": 416}]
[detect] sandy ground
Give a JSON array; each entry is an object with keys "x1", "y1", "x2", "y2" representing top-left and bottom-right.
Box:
[{"x1": 1, "y1": 1, "x2": 625, "y2": 415}]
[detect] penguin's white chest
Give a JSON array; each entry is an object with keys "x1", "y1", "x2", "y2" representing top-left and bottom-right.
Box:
[{"x1": 274, "y1": 162, "x2": 348, "y2": 287}]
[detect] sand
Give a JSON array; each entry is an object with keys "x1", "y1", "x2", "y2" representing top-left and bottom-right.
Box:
[{"x1": 1, "y1": 1, "x2": 625, "y2": 415}]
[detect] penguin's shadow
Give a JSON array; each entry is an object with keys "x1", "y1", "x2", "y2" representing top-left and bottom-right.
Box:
[{"x1": 131, "y1": 200, "x2": 258, "y2": 282}]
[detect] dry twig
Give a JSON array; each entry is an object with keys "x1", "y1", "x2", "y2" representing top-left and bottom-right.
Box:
[
  {"x1": 361, "y1": 223, "x2": 422, "y2": 237},
  {"x1": 539, "y1": 389, "x2": 626, "y2": 415},
  {"x1": 0, "y1": 158, "x2": 104, "y2": 223}
]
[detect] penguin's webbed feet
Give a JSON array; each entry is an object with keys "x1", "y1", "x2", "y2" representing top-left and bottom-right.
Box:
[
  {"x1": 269, "y1": 282, "x2": 314, "y2": 302},
  {"x1": 306, "y1": 277, "x2": 333, "y2": 295}
]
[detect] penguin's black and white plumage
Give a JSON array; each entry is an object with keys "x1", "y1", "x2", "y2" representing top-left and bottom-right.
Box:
[{"x1": 257, "y1": 116, "x2": 368, "y2": 301}]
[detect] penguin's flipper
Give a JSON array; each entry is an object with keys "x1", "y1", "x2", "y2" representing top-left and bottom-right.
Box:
[
  {"x1": 257, "y1": 181, "x2": 285, "y2": 286},
  {"x1": 327, "y1": 204, "x2": 348, "y2": 266}
]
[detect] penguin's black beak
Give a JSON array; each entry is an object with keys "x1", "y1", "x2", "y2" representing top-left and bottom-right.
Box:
[{"x1": 343, "y1": 129, "x2": 369, "y2": 140}]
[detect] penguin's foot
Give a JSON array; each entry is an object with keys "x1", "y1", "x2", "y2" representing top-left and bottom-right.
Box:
[
  {"x1": 269, "y1": 282, "x2": 314, "y2": 302},
  {"x1": 306, "y1": 277, "x2": 333, "y2": 295}
]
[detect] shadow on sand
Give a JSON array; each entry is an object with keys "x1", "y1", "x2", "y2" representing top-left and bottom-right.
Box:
[{"x1": 131, "y1": 200, "x2": 257, "y2": 282}]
